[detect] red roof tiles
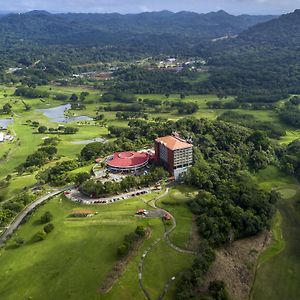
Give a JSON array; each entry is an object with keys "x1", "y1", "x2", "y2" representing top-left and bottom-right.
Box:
[
  {"x1": 155, "y1": 136, "x2": 193, "y2": 151},
  {"x1": 107, "y1": 152, "x2": 149, "y2": 168}
]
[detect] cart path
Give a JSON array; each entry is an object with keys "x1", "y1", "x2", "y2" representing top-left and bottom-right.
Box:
[
  {"x1": 0, "y1": 187, "x2": 69, "y2": 245},
  {"x1": 138, "y1": 188, "x2": 197, "y2": 300}
]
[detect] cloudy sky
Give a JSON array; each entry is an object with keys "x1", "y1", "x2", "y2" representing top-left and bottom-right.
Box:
[{"x1": 0, "y1": 0, "x2": 299, "y2": 15}]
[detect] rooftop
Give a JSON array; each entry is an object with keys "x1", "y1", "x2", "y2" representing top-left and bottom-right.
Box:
[
  {"x1": 106, "y1": 151, "x2": 149, "y2": 168},
  {"x1": 155, "y1": 135, "x2": 193, "y2": 151}
]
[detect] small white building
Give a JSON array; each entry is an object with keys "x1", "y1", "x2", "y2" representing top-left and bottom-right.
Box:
[{"x1": 0, "y1": 132, "x2": 4, "y2": 142}]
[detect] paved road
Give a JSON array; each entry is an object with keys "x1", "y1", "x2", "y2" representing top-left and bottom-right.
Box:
[
  {"x1": 0, "y1": 188, "x2": 68, "y2": 246},
  {"x1": 66, "y1": 186, "x2": 158, "y2": 205}
]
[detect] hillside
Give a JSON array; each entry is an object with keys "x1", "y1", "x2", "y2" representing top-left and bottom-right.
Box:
[
  {"x1": 238, "y1": 9, "x2": 300, "y2": 46},
  {"x1": 207, "y1": 9, "x2": 300, "y2": 95},
  {"x1": 0, "y1": 10, "x2": 275, "y2": 45},
  {"x1": 0, "y1": 10, "x2": 276, "y2": 71}
]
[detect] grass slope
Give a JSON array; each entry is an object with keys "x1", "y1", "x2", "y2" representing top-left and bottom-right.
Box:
[
  {"x1": 0, "y1": 188, "x2": 195, "y2": 300},
  {"x1": 252, "y1": 166, "x2": 300, "y2": 300},
  {"x1": 0, "y1": 195, "x2": 156, "y2": 299},
  {"x1": 158, "y1": 185, "x2": 198, "y2": 250}
]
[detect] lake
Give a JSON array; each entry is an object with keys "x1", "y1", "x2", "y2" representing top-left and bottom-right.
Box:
[
  {"x1": 36, "y1": 104, "x2": 93, "y2": 123},
  {"x1": 0, "y1": 118, "x2": 14, "y2": 130},
  {"x1": 71, "y1": 138, "x2": 107, "y2": 145}
]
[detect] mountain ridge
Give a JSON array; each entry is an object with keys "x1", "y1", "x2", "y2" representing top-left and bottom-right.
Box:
[{"x1": 0, "y1": 9, "x2": 276, "y2": 45}]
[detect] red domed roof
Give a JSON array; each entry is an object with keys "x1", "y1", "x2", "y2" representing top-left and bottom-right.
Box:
[{"x1": 107, "y1": 152, "x2": 149, "y2": 169}]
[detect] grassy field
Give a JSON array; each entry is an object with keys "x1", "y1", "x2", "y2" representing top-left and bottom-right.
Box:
[
  {"x1": 142, "y1": 240, "x2": 194, "y2": 299},
  {"x1": 1, "y1": 86, "x2": 237, "y2": 202},
  {"x1": 158, "y1": 185, "x2": 198, "y2": 250},
  {"x1": 2, "y1": 84, "x2": 300, "y2": 299},
  {"x1": 0, "y1": 187, "x2": 195, "y2": 300},
  {"x1": 0, "y1": 193, "x2": 159, "y2": 300},
  {"x1": 251, "y1": 166, "x2": 300, "y2": 300},
  {"x1": 0, "y1": 85, "x2": 111, "y2": 201}
]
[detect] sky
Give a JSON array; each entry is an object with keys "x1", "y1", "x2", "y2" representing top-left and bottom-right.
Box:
[{"x1": 0, "y1": 0, "x2": 299, "y2": 15}]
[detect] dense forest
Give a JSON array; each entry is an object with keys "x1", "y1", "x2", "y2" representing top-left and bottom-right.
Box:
[
  {"x1": 1, "y1": 9, "x2": 300, "y2": 97},
  {"x1": 206, "y1": 9, "x2": 300, "y2": 95},
  {"x1": 0, "y1": 10, "x2": 275, "y2": 80}
]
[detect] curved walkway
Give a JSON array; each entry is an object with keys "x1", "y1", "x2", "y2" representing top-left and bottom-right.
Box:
[
  {"x1": 0, "y1": 187, "x2": 68, "y2": 246},
  {"x1": 138, "y1": 188, "x2": 197, "y2": 300}
]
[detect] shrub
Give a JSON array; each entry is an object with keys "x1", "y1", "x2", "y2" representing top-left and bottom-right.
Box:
[
  {"x1": 208, "y1": 280, "x2": 229, "y2": 300},
  {"x1": 135, "y1": 225, "x2": 146, "y2": 237},
  {"x1": 32, "y1": 231, "x2": 46, "y2": 242},
  {"x1": 40, "y1": 211, "x2": 53, "y2": 224},
  {"x1": 14, "y1": 237, "x2": 25, "y2": 247},
  {"x1": 44, "y1": 223, "x2": 54, "y2": 234},
  {"x1": 117, "y1": 244, "x2": 128, "y2": 257}
]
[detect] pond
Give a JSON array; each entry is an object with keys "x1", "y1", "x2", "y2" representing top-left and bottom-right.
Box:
[
  {"x1": 0, "y1": 118, "x2": 14, "y2": 129},
  {"x1": 36, "y1": 104, "x2": 93, "y2": 123},
  {"x1": 71, "y1": 137, "x2": 107, "y2": 145}
]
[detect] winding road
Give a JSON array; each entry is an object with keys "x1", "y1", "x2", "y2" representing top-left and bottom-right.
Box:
[
  {"x1": 0, "y1": 188, "x2": 68, "y2": 246},
  {"x1": 138, "y1": 188, "x2": 197, "y2": 300}
]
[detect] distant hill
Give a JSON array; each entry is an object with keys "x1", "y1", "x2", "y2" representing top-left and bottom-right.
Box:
[
  {"x1": 0, "y1": 10, "x2": 277, "y2": 72},
  {"x1": 206, "y1": 9, "x2": 300, "y2": 95},
  {"x1": 0, "y1": 10, "x2": 276, "y2": 46},
  {"x1": 238, "y1": 9, "x2": 300, "y2": 46}
]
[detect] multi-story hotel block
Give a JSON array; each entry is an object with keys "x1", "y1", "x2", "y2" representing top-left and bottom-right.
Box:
[{"x1": 155, "y1": 134, "x2": 193, "y2": 179}]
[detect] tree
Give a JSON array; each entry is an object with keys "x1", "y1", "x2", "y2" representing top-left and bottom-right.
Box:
[
  {"x1": 2, "y1": 103, "x2": 12, "y2": 114},
  {"x1": 38, "y1": 126, "x2": 48, "y2": 134},
  {"x1": 94, "y1": 114, "x2": 104, "y2": 121},
  {"x1": 80, "y1": 91, "x2": 89, "y2": 101},
  {"x1": 70, "y1": 93, "x2": 78, "y2": 102},
  {"x1": 32, "y1": 231, "x2": 46, "y2": 242},
  {"x1": 40, "y1": 211, "x2": 53, "y2": 224},
  {"x1": 44, "y1": 223, "x2": 54, "y2": 233},
  {"x1": 117, "y1": 244, "x2": 128, "y2": 257},
  {"x1": 135, "y1": 225, "x2": 146, "y2": 237},
  {"x1": 64, "y1": 127, "x2": 78, "y2": 134},
  {"x1": 5, "y1": 174, "x2": 12, "y2": 182},
  {"x1": 208, "y1": 280, "x2": 229, "y2": 300},
  {"x1": 32, "y1": 121, "x2": 40, "y2": 128},
  {"x1": 14, "y1": 237, "x2": 25, "y2": 247},
  {"x1": 75, "y1": 172, "x2": 91, "y2": 186}
]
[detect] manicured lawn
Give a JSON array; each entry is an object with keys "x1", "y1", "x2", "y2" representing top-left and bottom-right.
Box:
[
  {"x1": 251, "y1": 166, "x2": 300, "y2": 300},
  {"x1": 0, "y1": 84, "x2": 110, "y2": 201},
  {"x1": 0, "y1": 187, "x2": 197, "y2": 300},
  {"x1": 1, "y1": 174, "x2": 37, "y2": 200},
  {"x1": 101, "y1": 219, "x2": 165, "y2": 300},
  {"x1": 0, "y1": 117, "x2": 43, "y2": 180},
  {"x1": 258, "y1": 211, "x2": 285, "y2": 266},
  {"x1": 158, "y1": 185, "x2": 198, "y2": 250},
  {"x1": 142, "y1": 239, "x2": 194, "y2": 299},
  {"x1": 0, "y1": 193, "x2": 166, "y2": 300}
]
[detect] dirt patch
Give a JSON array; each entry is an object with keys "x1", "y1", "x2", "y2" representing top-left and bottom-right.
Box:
[
  {"x1": 98, "y1": 228, "x2": 151, "y2": 294},
  {"x1": 185, "y1": 215, "x2": 201, "y2": 252},
  {"x1": 202, "y1": 230, "x2": 271, "y2": 300}
]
